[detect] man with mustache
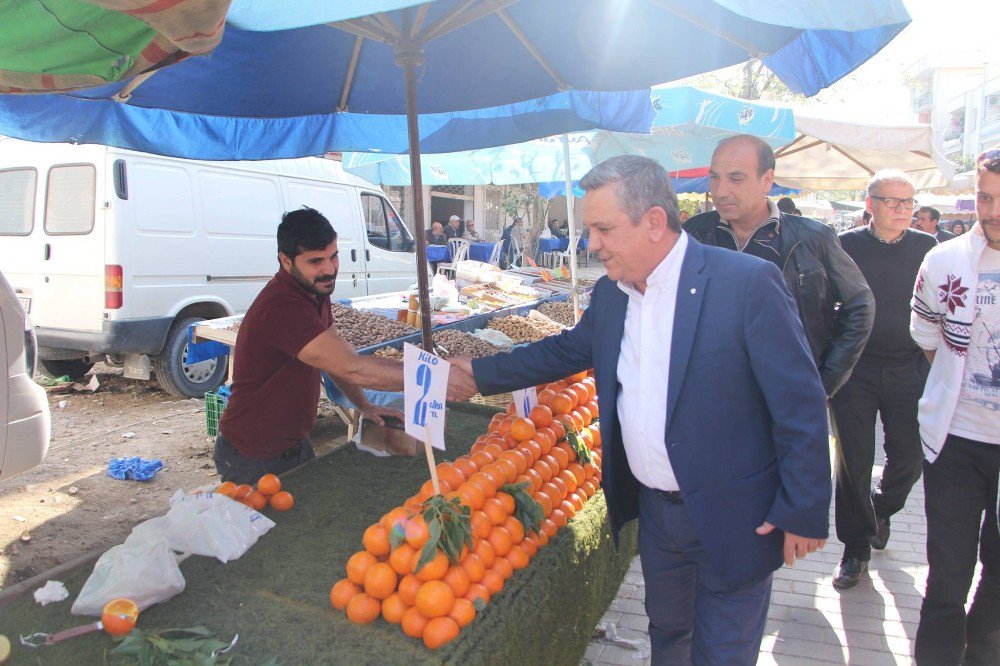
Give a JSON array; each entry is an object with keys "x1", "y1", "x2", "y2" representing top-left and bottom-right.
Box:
[
  {"x1": 685, "y1": 135, "x2": 874, "y2": 399},
  {"x1": 214, "y1": 207, "x2": 477, "y2": 482}
]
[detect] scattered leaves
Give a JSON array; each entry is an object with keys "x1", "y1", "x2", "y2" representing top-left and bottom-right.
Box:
[{"x1": 501, "y1": 482, "x2": 544, "y2": 534}]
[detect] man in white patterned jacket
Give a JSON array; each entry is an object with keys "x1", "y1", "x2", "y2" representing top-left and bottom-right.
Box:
[{"x1": 910, "y1": 148, "x2": 1000, "y2": 665}]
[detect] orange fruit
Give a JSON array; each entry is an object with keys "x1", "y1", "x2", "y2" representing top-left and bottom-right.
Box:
[
  {"x1": 381, "y1": 592, "x2": 407, "y2": 624},
  {"x1": 470, "y1": 510, "x2": 492, "y2": 540},
  {"x1": 397, "y1": 573, "x2": 422, "y2": 606},
  {"x1": 474, "y1": 539, "x2": 496, "y2": 568},
  {"x1": 481, "y1": 569, "x2": 504, "y2": 595},
  {"x1": 461, "y1": 553, "x2": 486, "y2": 583},
  {"x1": 401, "y1": 606, "x2": 429, "y2": 638},
  {"x1": 558, "y1": 469, "x2": 578, "y2": 494},
  {"x1": 537, "y1": 388, "x2": 556, "y2": 406},
  {"x1": 506, "y1": 544, "x2": 529, "y2": 570},
  {"x1": 575, "y1": 405, "x2": 593, "y2": 427},
  {"x1": 559, "y1": 499, "x2": 577, "y2": 520},
  {"x1": 421, "y1": 478, "x2": 452, "y2": 497},
  {"x1": 330, "y1": 578, "x2": 360, "y2": 610},
  {"x1": 540, "y1": 518, "x2": 558, "y2": 537},
  {"x1": 567, "y1": 463, "x2": 586, "y2": 486},
  {"x1": 550, "y1": 508, "x2": 568, "y2": 528},
  {"x1": 405, "y1": 514, "x2": 430, "y2": 549},
  {"x1": 468, "y1": 471, "x2": 498, "y2": 498},
  {"x1": 533, "y1": 491, "x2": 553, "y2": 517},
  {"x1": 550, "y1": 445, "x2": 570, "y2": 470},
  {"x1": 549, "y1": 393, "x2": 573, "y2": 415},
  {"x1": 449, "y1": 597, "x2": 477, "y2": 628},
  {"x1": 412, "y1": 548, "x2": 449, "y2": 581},
  {"x1": 581, "y1": 479, "x2": 598, "y2": 498},
  {"x1": 101, "y1": 598, "x2": 139, "y2": 637},
  {"x1": 243, "y1": 490, "x2": 267, "y2": 511},
  {"x1": 346, "y1": 593, "x2": 381, "y2": 624},
  {"x1": 470, "y1": 450, "x2": 494, "y2": 470},
  {"x1": 465, "y1": 582, "x2": 491, "y2": 605},
  {"x1": 233, "y1": 484, "x2": 253, "y2": 500},
  {"x1": 381, "y1": 506, "x2": 413, "y2": 534},
  {"x1": 389, "y1": 543, "x2": 417, "y2": 575},
  {"x1": 487, "y1": 526, "x2": 513, "y2": 557},
  {"x1": 509, "y1": 417, "x2": 537, "y2": 442},
  {"x1": 423, "y1": 616, "x2": 460, "y2": 650},
  {"x1": 528, "y1": 404, "x2": 553, "y2": 428},
  {"x1": 482, "y1": 497, "x2": 507, "y2": 526},
  {"x1": 458, "y1": 481, "x2": 486, "y2": 511},
  {"x1": 500, "y1": 449, "x2": 529, "y2": 476},
  {"x1": 494, "y1": 457, "x2": 518, "y2": 484},
  {"x1": 521, "y1": 536, "x2": 538, "y2": 558},
  {"x1": 502, "y1": 516, "x2": 525, "y2": 544},
  {"x1": 269, "y1": 490, "x2": 294, "y2": 511},
  {"x1": 363, "y1": 523, "x2": 392, "y2": 557},
  {"x1": 215, "y1": 481, "x2": 237, "y2": 498},
  {"x1": 346, "y1": 550, "x2": 378, "y2": 585},
  {"x1": 453, "y1": 456, "x2": 479, "y2": 479},
  {"x1": 495, "y1": 491, "x2": 516, "y2": 515},
  {"x1": 415, "y1": 580, "x2": 455, "y2": 618},
  {"x1": 437, "y1": 463, "x2": 466, "y2": 490},
  {"x1": 533, "y1": 459, "x2": 553, "y2": 483},
  {"x1": 256, "y1": 473, "x2": 281, "y2": 496},
  {"x1": 491, "y1": 556, "x2": 514, "y2": 581},
  {"x1": 549, "y1": 420, "x2": 566, "y2": 442},
  {"x1": 568, "y1": 491, "x2": 586, "y2": 512},
  {"x1": 442, "y1": 564, "x2": 471, "y2": 597},
  {"x1": 363, "y1": 562, "x2": 398, "y2": 600}
]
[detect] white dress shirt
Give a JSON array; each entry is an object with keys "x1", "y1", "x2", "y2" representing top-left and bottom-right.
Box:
[{"x1": 616, "y1": 231, "x2": 688, "y2": 491}]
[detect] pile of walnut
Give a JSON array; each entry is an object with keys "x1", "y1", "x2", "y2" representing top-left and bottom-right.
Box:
[
  {"x1": 330, "y1": 303, "x2": 416, "y2": 349},
  {"x1": 536, "y1": 301, "x2": 576, "y2": 327},
  {"x1": 487, "y1": 315, "x2": 559, "y2": 343},
  {"x1": 371, "y1": 330, "x2": 501, "y2": 361},
  {"x1": 432, "y1": 329, "x2": 502, "y2": 359}
]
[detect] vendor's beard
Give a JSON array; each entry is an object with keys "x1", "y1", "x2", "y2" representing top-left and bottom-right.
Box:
[{"x1": 290, "y1": 265, "x2": 337, "y2": 296}]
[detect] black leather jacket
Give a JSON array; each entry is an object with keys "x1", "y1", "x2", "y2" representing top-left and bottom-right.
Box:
[{"x1": 685, "y1": 211, "x2": 874, "y2": 396}]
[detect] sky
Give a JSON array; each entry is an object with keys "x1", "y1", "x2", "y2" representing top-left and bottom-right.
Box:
[{"x1": 796, "y1": 0, "x2": 995, "y2": 123}]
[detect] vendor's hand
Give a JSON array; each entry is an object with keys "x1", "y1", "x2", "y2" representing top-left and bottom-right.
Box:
[
  {"x1": 447, "y1": 357, "x2": 479, "y2": 402},
  {"x1": 756, "y1": 522, "x2": 826, "y2": 566},
  {"x1": 361, "y1": 404, "x2": 403, "y2": 427}
]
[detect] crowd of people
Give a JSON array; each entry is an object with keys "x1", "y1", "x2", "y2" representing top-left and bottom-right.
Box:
[{"x1": 209, "y1": 135, "x2": 998, "y2": 665}]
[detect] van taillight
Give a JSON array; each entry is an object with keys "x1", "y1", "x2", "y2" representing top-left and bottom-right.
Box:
[{"x1": 105, "y1": 265, "x2": 123, "y2": 309}]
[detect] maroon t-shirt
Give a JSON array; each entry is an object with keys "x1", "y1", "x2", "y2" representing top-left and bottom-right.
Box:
[{"x1": 219, "y1": 269, "x2": 332, "y2": 459}]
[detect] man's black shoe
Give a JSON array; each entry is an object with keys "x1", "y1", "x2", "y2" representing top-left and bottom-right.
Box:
[
  {"x1": 870, "y1": 518, "x2": 890, "y2": 550},
  {"x1": 832, "y1": 558, "x2": 868, "y2": 590}
]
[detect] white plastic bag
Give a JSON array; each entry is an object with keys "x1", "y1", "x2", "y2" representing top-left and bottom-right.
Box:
[
  {"x1": 150, "y1": 490, "x2": 276, "y2": 563},
  {"x1": 72, "y1": 530, "x2": 186, "y2": 616}
]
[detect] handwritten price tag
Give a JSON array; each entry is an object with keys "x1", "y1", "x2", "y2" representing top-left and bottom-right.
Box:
[
  {"x1": 404, "y1": 343, "x2": 449, "y2": 450},
  {"x1": 512, "y1": 386, "x2": 538, "y2": 418}
]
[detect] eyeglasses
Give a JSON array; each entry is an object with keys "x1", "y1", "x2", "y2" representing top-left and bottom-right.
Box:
[{"x1": 870, "y1": 195, "x2": 916, "y2": 210}]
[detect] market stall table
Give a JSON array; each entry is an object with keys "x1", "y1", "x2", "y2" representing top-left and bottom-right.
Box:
[
  {"x1": 0, "y1": 402, "x2": 637, "y2": 665},
  {"x1": 468, "y1": 241, "x2": 496, "y2": 262},
  {"x1": 425, "y1": 245, "x2": 450, "y2": 263}
]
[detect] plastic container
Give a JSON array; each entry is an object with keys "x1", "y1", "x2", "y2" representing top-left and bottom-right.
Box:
[{"x1": 204, "y1": 389, "x2": 229, "y2": 436}]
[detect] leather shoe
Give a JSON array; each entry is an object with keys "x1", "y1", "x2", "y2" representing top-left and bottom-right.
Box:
[
  {"x1": 870, "y1": 517, "x2": 890, "y2": 550},
  {"x1": 832, "y1": 558, "x2": 868, "y2": 590}
]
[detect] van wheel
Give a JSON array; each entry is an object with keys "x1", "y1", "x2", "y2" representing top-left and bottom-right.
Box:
[
  {"x1": 38, "y1": 358, "x2": 95, "y2": 381},
  {"x1": 154, "y1": 317, "x2": 227, "y2": 398}
]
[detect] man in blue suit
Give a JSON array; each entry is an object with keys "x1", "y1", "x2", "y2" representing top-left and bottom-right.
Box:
[{"x1": 452, "y1": 156, "x2": 831, "y2": 664}]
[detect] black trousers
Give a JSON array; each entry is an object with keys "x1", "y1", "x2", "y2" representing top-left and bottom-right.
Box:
[
  {"x1": 916, "y1": 435, "x2": 1000, "y2": 666},
  {"x1": 213, "y1": 433, "x2": 315, "y2": 485},
  {"x1": 830, "y1": 356, "x2": 928, "y2": 560}
]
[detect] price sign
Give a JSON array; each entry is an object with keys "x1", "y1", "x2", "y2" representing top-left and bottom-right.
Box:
[
  {"x1": 404, "y1": 343, "x2": 449, "y2": 450},
  {"x1": 512, "y1": 386, "x2": 538, "y2": 418}
]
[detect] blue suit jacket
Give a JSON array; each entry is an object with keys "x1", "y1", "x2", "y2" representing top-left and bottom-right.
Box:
[{"x1": 473, "y1": 238, "x2": 831, "y2": 590}]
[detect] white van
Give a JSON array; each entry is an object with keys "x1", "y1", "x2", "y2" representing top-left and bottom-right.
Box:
[
  {"x1": 0, "y1": 269, "x2": 50, "y2": 481},
  {"x1": 0, "y1": 139, "x2": 417, "y2": 398}
]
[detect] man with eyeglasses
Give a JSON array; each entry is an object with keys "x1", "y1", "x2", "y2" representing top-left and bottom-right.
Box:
[
  {"x1": 912, "y1": 149, "x2": 1000, "y2": 664},
  {"x1": 830, "y1": 171, "x2": 938, "y2": 589},
  {"x1": 686, "y1": 135, "x2": 874, "y2": 398}
]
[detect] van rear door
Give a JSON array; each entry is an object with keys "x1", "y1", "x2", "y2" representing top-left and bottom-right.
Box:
[
  {"x1": 28, "y1": 163, "x2": 105, "y2": 335},
  {"x1": 282, "y1": 181, "x2": 367, "y2": 298},
  {"x1": 360, "y1": 191, "x2": 417, "y2": 295},
  {"x1": 0, "y1": 167, "x2": 40, "y2": 314}
]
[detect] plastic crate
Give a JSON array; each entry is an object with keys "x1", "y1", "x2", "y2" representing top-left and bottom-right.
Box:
[{"x1": 204, "y1": 390, "x2": 229, "y2": 436}]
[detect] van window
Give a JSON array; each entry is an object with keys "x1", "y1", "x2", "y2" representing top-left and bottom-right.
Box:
[
  {"x1": 45, "y1": 165, "x2": 96, "y2": 235},
  {"x1": 200, "y1": 171, "x2": 282, "y2": 238},
  {"x1": 362, "y1": 193, "x2": 412, "y2": 252},
  {"x1": 0, "y1": 168, "x2": 36, "y2": 236},
  {"x1": 131, "y1": 162, "x2": 196, "y2": 235}
]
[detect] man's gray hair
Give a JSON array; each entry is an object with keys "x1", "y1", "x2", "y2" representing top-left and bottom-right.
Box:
[
  {"x1": 579, "y1": 155, "x2": 681, "y2": 231},
  {"x1": 867, "y1": 169, "x2": 915, "y2": 196}
]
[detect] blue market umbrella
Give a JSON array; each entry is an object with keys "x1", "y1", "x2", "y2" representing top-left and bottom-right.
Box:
[{"x1": 0, "y1": 0, "x2": 911, "y2": 347}]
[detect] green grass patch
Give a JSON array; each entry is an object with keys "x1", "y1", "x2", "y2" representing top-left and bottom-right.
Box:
[{"x1": 0, "y1": 402, "x2": 637, "y2": 665}]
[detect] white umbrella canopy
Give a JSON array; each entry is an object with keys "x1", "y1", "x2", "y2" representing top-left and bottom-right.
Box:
[{"x1": 773, "y1": 112, "x2": 955, "y2": 191}]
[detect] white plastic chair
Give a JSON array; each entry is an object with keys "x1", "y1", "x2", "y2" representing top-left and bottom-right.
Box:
[
  {"x1": 436, "y1": 238, "x2": 469, "y2": 278},
  {"x1": 552, "y1": 237, "x2": 579, "y2": 271},
  {"x1": 486, "y1": 241, "x2": 504, "y2": 267}
]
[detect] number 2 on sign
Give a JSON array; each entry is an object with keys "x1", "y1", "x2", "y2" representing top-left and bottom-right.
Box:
[{"x1": 413, "y1": 363, "x2": 432, "y2": 427}]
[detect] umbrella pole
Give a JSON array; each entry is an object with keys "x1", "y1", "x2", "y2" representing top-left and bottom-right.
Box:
[
  {"x1": 562, "y1": 134, "x2": 581, "y2": 324},
  {"x1": 401, "y1": 56, "x2": 435, "y2": 352}
]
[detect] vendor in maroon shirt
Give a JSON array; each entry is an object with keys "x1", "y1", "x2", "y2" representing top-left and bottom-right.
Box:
[{"x1": 214, "y1": 207, "x2": 475, "y2": 483}]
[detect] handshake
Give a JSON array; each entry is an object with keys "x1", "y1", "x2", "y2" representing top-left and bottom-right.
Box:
[{"x1": 446, "y1": 356, "x2": 479, "y2": 402}]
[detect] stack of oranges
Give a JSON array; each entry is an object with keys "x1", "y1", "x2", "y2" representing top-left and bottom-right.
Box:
[
  {"x1": 330, "y1": 372, "x2": 603, "y2": 650},
  {"x1": 216, "y1": 473, "x2": 294, "y2": 512}
]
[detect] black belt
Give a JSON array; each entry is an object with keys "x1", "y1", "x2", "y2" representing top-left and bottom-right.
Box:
[{"x1": 655, "y1": 489, "x2": 684, "y2": 505}]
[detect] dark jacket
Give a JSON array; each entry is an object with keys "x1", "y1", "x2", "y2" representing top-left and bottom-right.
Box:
[{"x1": 685, "y1": 211, "x2": 874, "y2": 396}]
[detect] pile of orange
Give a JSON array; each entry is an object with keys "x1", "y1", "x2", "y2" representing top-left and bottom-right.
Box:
[
  {"x1": 330, "y1": 372, "x2": 603, "y2": 651},
  {"x1": 216, "y1": 473, "x2": 294, "y2": 511}
]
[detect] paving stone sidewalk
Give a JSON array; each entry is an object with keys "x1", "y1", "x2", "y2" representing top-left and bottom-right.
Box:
[{"x1": 582, "y1": 448, "x2": 967, "y2": 666}]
